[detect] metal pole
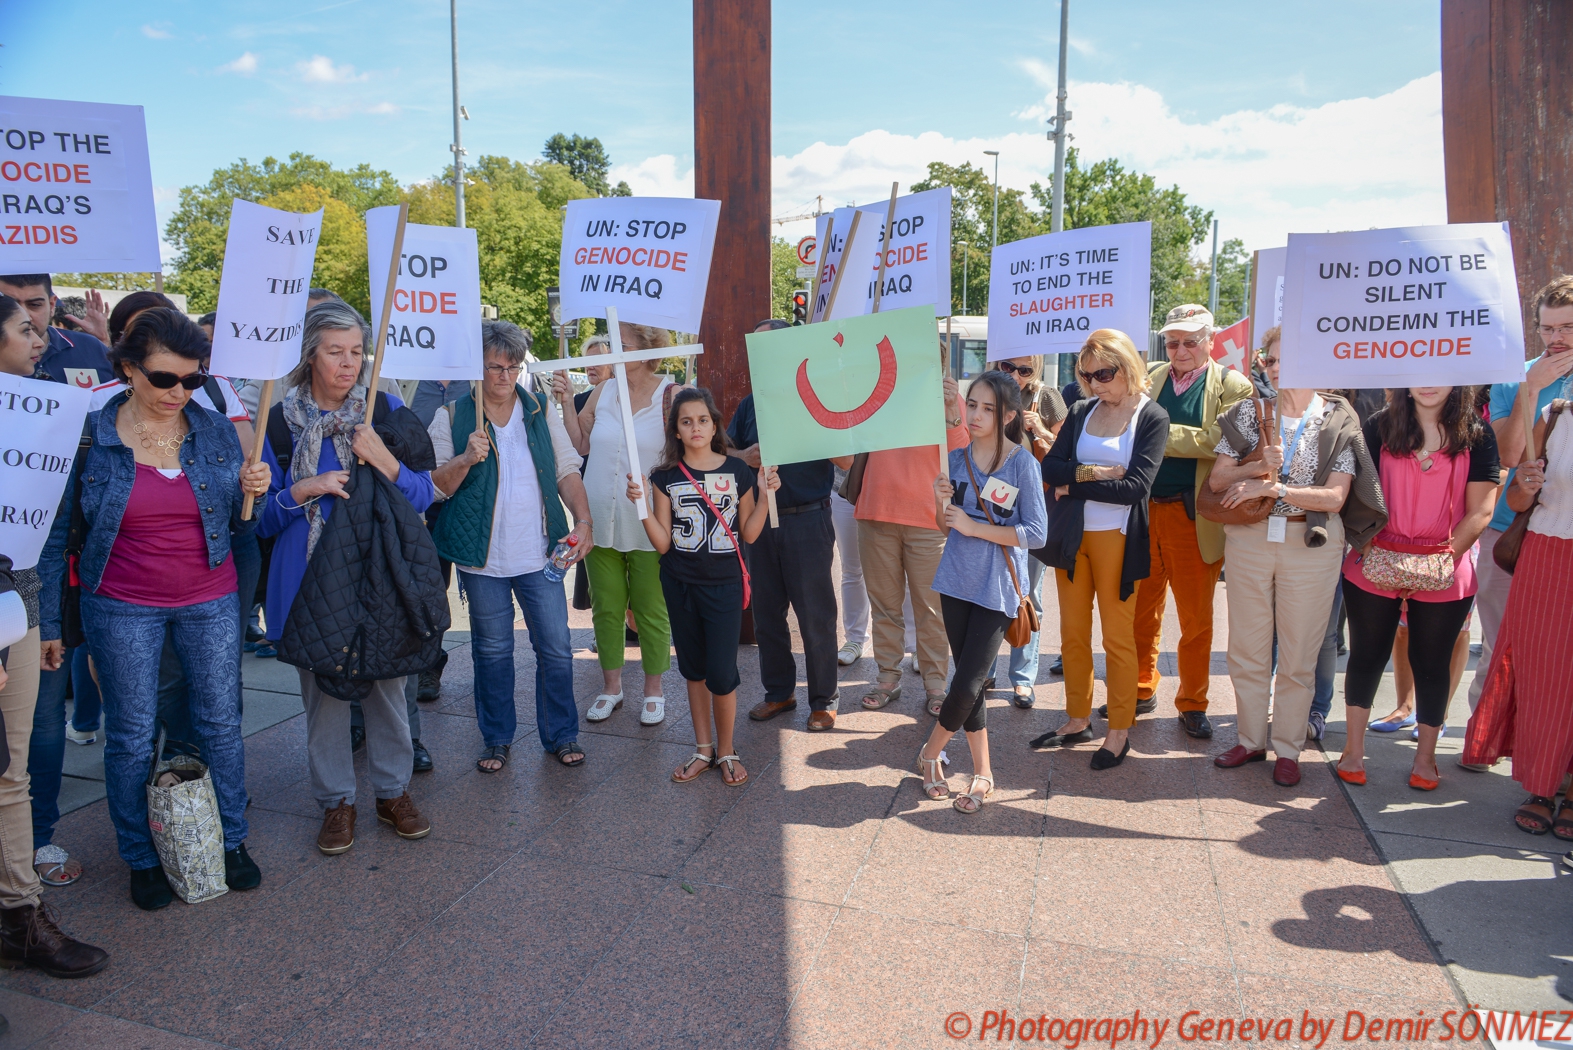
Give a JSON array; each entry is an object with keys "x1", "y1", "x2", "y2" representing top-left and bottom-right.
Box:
[
  {"x1": 960, "y1": 242, "x2": 968, "y2": 314},
  {"x1": 449, "y1": 0, "x2": 466, "y2": 229},
  {"x1": 1049, "y1": 0, "x2": 1071, "y2": 233},
  {"x1": 1207, "y1": 218, "x2": 1219, "y2": 315},
  {"x1": 984, "y1": 150, "x2": 1000, "y2": 250}
]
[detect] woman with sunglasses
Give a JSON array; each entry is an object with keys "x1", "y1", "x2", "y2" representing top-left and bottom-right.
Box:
[
  {"x1": 1032, "y1": 330, "x2": 1169, "y2": 768},
  {"x1": 39, "y1": 308, "x2": 269, "y2": 911}
]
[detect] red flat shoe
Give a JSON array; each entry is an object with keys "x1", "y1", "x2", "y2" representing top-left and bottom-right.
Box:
[
  {"x1": 1408, "y1": 773, "x2": 1440, "y2": 791},
  {"x1": 1272, "y1": 757, "x2": 1301, "y2": 787},
  {"x1": 1214, "y1": 745, "x2": 1267, "y2": 768},
  {"x1": 1336, "y1": 768, "x2": 1366, "y2": 785}
]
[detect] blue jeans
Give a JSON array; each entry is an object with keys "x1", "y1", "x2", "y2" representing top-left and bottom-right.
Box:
[
  {"x1": 1001, "y1": 557, "x2": 1046, "y2": 688},
  {"x1": 460, "y1": 569, "x2": 577, "y2": 752},
  {"x1": 29, "y1": 656, "x2": 70, "y2": 850},
  {"x1": 81, "y1": 591, "x2": 249, "y2": 868},
  {"x1": 1310, "y1": 579, "x2": 1345, "y2": 719},
  {"x1": 69, "y1": 645, "x2": 101, "y2": 733}
]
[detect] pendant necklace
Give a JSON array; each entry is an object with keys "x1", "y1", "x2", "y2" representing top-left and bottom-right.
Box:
[{"x1": 129, "y1": 405, "x2": 186, "y2": 459}]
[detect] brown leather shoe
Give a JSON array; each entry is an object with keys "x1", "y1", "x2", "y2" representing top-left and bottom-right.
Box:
[
  {"x1": 806, "y1": 710, "x2": 835, "y2": 732},
  {"x1": 1214, "y1": 745, "x2": 1267, "y2": 768},
  {"x1": 317, "y1": 800, "x2": 356, "y2": 855},
  {"x1": 1273, "y1": 757, "x2": 1302, "y2": 787},
  {"x1": 0, "y1": 903, "x2": 109, "y2": 979},
  {"x1": 375, "y1": 793, "x2": 431, "y2": 840},
  {"x1": 748, "y1": 698, "x2": 797, "y2": 722}
]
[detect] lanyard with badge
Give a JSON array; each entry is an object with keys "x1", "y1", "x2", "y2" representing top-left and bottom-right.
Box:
[{"x1": 1266, "y1": 397, "x2": 1314, "y2": 543}]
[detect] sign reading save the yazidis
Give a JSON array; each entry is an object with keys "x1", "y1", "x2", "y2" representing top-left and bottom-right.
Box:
[
  {"x1": 366, "y1": 206, "x2": 483, "y2": 381},
  {"x1": 0, "y1": 373, "x2": 91, "y2": 570},
  {"x1": 0, "y1": 95, "x2": 160, "y2": 273},
  {"x1": 987, "y1": 221, "x2": 1152, "y2": 359},
  {"x1": 745, "y1": 304, "x2": 947, "y2": 465},
  {"x1": 209, "y1": 199, "x2": 323, "y2": 382},
  {"x1": 1277, "y1": 223, "x2": 1525, "y2": 390},
  {"x1": 558, "y1": 196, "x2": 721, "y2": 333}
]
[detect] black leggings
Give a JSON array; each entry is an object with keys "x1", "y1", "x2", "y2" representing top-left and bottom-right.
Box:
[
  {"x1": 939, "y1": 595, "x2": 1012, "y2": 734},
  {"x1": 1341, "y1": 578, "x2": 1473, "y2": 728}
]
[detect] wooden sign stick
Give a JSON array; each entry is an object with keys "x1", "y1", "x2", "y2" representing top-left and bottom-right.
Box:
[
  {"x1": 809, "y1": 216, "x2": 835, "y2": 324},
  {"x1": 360, "y1": 202, "x2": 410, "y2": 463},
  {"x1": 239, "y1": 378, "x2": 275, "y2": 521},
  {"x1": 820, "y1": 211, "x2": 862, "y2": 321},
  {"x1": 871, "y1": 181, "x2": 898, "y2": 315}
]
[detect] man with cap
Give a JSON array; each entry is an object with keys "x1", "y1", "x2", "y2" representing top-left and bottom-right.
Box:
[{"x1": 1122, "y1": 305, "x2": 1252, "y2": 739}]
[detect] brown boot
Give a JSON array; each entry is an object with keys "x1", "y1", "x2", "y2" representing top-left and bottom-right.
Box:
[
  {"x1": 375, "y1": 793, "x2": 431, "y2": 840},
  {"x1": 0, "y1": 903, "x2": 109, "y2": 979},
  {"x1": 317, "y1": 800, "x2": 356, "y2": 855}
]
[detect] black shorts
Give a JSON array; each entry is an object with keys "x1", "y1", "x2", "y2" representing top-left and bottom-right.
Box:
[{"x1": 660, "y1": 567, "x2": 744, "y2": 695}]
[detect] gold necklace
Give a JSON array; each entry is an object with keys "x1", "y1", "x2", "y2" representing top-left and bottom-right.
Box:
[{"x1": 128, "y1": 406, "x2": 186, "y2": 458}]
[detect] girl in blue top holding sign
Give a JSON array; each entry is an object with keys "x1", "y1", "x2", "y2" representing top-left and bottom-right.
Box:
[{"x1": 923, "y1": 371, "x2": 1048, "y2": 813}]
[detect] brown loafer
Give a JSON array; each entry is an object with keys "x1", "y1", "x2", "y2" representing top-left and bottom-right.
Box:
[
  {"x1": 317, "y1": 799, "x2": 355, "y2": 855},
  {"x1": 375, "y1": 793, "x2": 431, "y2": 840},
  {"x1": 748, "y1": 698, "x2": 798, "y2": 722},
  {"x1": 1214, "y1": 745, "x2": 1267, "y2": 768},
  {"x1": 1273, "y1": 757, "x2": 1301, "y2": 787},
  {"x1": 806, "y1": 710, "x2": 835, "y2": 732}
]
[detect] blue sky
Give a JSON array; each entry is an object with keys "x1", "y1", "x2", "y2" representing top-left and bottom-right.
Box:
[{"x1": 0, "y1": 1, "x2": 1445, "y2": 254}]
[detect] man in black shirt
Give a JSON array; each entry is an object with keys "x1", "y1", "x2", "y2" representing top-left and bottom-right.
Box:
[{"x1": 729, "y1": 320, "x2": 851, "y2": 730}]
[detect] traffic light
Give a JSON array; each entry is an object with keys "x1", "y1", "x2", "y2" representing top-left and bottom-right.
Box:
[{"x1": 791, "y1": 289, "x2": 809, "y2": 325}]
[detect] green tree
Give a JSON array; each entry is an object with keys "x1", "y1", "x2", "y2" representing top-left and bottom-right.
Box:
[
  {"x1": 1174, "y1": 237, "x2": 1249, "y2": 329},
  {"x1": 911, "y1": 161, "x2": 1042, "y2": 315},
  {"x1": 542, "y1": 133, "x2": 614, "y2": 196},
  {"x1": 259, "y1": 184, "x2": 370, "y2": 315},
  {"x1": 770, "y1": 236, "x2": 803, "y2": 322},
  {"x1": 50, "y1": 273, "x2": 161, "y2": 292}
]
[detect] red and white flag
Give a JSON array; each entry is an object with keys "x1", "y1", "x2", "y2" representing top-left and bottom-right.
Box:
[{"x1": 1210, "y1": 317, "x2": 1251, "y2": 373}]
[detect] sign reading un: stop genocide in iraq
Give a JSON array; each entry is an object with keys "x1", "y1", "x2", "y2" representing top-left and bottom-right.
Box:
[{"x1": 558, "y1": 196, "x2": 720, "y2": 333}]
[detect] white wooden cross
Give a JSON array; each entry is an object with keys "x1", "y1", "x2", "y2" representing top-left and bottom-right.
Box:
[{"x1": 525, "y1": 305, "x2": 703, "y2": 519}]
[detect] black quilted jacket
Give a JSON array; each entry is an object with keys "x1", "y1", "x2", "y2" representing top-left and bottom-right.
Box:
[{"x1": 276, "y1": 410, "x2": 451, "y2": 701}]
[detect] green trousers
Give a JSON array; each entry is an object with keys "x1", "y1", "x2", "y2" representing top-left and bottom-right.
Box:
[{"x1": 584, "y1": 546, "x2": 672, "y2": 674}]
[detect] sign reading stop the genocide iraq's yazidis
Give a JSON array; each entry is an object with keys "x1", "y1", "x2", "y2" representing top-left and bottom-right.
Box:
[
  {"x1": 366, "y1": 206, "x2": 483, "y2": 381},
  {"x1": 1277, "y1": 222, "x2": 1526, "y2": 390},
  {"x1": 0, "y1": 373, "x2": 91, "y2": 570},
  {"x1": 0, "y1": 96, "x2": 160, "y2": 273},
  {"x1": 812, "y1": 189, "x2": 953, "y2": 319},
  {"x1": 209, "y1": 199, "x2": 323, "y2": 382},
  {"x1": 986, "y1": 221, "x2": 1152, "y2": 360},
  {"x1": 558, "y1": 196, "x2": 721, "y2": 332},
  {"x1": 744, "y1": 304, "x2": 947, "y2": 465}
]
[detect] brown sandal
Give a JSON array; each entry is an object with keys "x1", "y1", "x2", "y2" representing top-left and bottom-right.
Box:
[
  {"x1": 860, "y1": 681, "x2": 902, "y2": 710},
  {"x1": 1515, "y1": 795, "x2": 1555, "y2": 835},
  {"x1": 953, "y1": 774, "x2": 995, "y2": 814}
]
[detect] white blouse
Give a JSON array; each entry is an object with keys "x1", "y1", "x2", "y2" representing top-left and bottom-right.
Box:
[
  {"x1": 586, "y1": 376, "x2": 674, "y2": 553},
  {"x1": 1529, "y1": 402, "x2": 1573, "y2": 541},
  {"x1": 1076, "y1": 396, "x2": 1148, "y2": 533}
]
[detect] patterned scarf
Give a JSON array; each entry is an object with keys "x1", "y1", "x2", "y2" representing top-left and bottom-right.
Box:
[{"x1": 282, "y1": 381, "x2": 368, "y2": 558}]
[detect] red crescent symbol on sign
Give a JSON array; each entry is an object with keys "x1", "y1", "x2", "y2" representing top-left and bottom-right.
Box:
[{"x1": 795, "y1": 335, "x2": 898, "y2": 430}]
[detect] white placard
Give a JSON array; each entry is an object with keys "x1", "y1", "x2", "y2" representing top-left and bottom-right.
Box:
[
  {"x1": 209, "y1": 200, "x2": 322, "y2": 381},
  {"x1": 1278, "y1": 223, "x2": 1525, "y2": 390},
  {"x1": 810, "y1": 189, "x2": 952, "y2": 319},
  {"x1": 1252, "y1": 246, "x2": 1286, "y2": 342},
  {"x1": 558, "y1": 196, "x2": 720, "y2": 333},
  {"x1": 823, "y1": 212, "x2": 884, "y2": 322},
  {"x1": 366, "y1": 206, "x2": 483, "y2": 381},
  {"x1": 0, "y1": 96, "x2": 160, "y2": 273},
  {"x1": 986, "y1": 221, "x2": 1152, "y2": 360},
  {"x1": 0, "y1": 374, "x2": 91, "y2": 570},
  {"x1": 811, "y1": 206, "x2": 860, "y2": 321}
]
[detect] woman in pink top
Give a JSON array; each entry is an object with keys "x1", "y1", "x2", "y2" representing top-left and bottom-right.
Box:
[{"x1": 1337, "y1": 387, "x2": 1499, "y2": 791}]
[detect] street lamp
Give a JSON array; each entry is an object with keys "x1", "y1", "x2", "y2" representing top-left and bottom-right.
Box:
[
  {"x1": 959, "y1": 241, "x2": 969, "y2": 315},
  {"x1": 983, "y1": 150, "x2": 1000, "y2": 250}
]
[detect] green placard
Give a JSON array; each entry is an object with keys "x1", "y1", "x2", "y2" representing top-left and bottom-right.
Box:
[{"x1": 745, "y1": 304, "x2": 947, "y2": 465}]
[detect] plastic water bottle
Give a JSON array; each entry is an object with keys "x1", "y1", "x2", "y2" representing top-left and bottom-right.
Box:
[{"x1": 542, "y1": 534, "x2": 578, "y2": 584}]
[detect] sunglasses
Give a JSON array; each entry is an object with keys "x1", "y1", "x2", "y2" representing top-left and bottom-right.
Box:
[
  {"x1": 993, "y1": 363, "x2": 1034, "y2": 377},
  {"x1": 135, "y1": 362, "x2": 210, "y2": 390},
  {"x1": 1259, "y1": 356, "x2": 1280, "y2": 368},
  {"x1": 1165, "y1": 337, "x2": 1205, "y2": 350},
  {"x1": 1078, "y1": 367, "x2": 1119, "y2": 384}
]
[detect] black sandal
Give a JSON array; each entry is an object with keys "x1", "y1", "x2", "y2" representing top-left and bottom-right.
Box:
[
  {"x1": 552, "y1": 741, "x2": 586, "y2": 767},
  {"x1": 1515, "y1": 794, "x2": 1555, "y2": 835},
  {"x1": 476, "y1": 745, "x2": 510, "y2": 773},
  {"x1": 1554, "y1": 799, "x2": 1573, "y2": 841}
]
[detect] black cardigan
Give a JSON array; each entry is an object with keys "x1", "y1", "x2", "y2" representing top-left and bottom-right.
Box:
[{"x1": 1034, "y1": 396, "x2": 1171, "y2": 600}]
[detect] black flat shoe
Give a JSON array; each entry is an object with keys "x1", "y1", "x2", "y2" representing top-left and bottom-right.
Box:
[
  {"x1": 1048, "y1": 656, "x2": 1064, "y2": 675},
  {"x1": 1029, "y1": 725, "x2": 1094, "y2": 749},
  {"x1": 411, "y1": 739, "x2": 433, "y2": 773},
  {"x1": 1099, "y1": 698, "x2": 1157, "y2": 718},
  {"x1": 1179, "y1": 711, "x2": 1213, "y2": 739},
  {"x1": 129, "y1": 866, "x2": 173, "y2": 911},
  {"x1": 1010, "y1": 690, "x2": 1035, "y2": 709},
  {"x1": 1090, "y1": 739, "x2": 1132, "y2": 770},
  {"x1": 224, "y1": 843, "x2": 262, "y2": 891}
]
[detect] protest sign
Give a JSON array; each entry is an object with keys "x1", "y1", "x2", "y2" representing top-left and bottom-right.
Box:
[
  {"x1": 1251, "y1": 246, "x2": 1286, "y2": 348},
  {"x1": 0, "y1": 373, "x2": 90, "y2": 570},
  {"x1": 366, "y1": 206, "x2": 483, "y2": 381},
  {"x1": 807, "y1": 188, "x2": 952, "y2": 320},
  {"x1": 1209, "y1": 317, "x2": 1251, "y2": 373},
  {"x1": 1277, "y1": 223, "x2": 1525, "y2": 390},
  {"x1": 209, "y1": 200, "x2": 322, "y2": 382},
  {"x1": 557, "y1": 196, "x2": 720, "y2": 333},
  {"x1": 986, "y1": 221, "x2": 1151, "y2": 360},
  {"x1": 0, "y1": 96, "x2": 160, "y2": 274},
  {"x1": 745, "y1": 304, "x2": 946, "y2": 464}
]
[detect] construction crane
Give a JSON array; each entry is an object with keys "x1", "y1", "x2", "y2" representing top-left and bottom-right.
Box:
[{"x1": 771, "y1": 195, "x2": 824, "y2": 225}]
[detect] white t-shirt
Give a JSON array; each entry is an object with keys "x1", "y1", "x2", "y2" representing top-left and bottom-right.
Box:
[
  {"x1": 1076, "y1": 396, "x2": 1148, "y2": 533},
  {"x1": 89, "y1": 376, "x2": 250, "y2": 423}
]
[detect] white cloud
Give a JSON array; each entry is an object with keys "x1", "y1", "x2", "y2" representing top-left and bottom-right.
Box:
[
  {"x1": 220, "y1": 52, "x2": 259, "y2": 75},
  {"x1": 296, "y1": 55, "x2": 367, "y2": 84},
  {"x1": 365, "y1": 102, "x2": 400, "y2": 116},
  {"x1": 141, "y1": 24, "x2": 172, "y2": 39},
  {"x1": 608, "y1": 154, "x2": 694, "y2": 199},
  {"x1": 290, "y1": 101, "x2": 401, "y2": 121}
]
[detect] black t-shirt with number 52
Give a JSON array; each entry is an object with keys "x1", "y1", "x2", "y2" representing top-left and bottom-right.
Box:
[{"x1": 649, "y1": 455, "x2": 758, "y2": 584}]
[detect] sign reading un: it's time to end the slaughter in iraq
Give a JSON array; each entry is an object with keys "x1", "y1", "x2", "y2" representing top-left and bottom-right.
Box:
[
  {"x1": 1278, "y1": 222, "x2": 1525, "y2": 390},
  {"x1": 986, "y1": 221, "x2": 1152, "y2": 360},
  {"x1": 558, "y1": 196, "x2": 721, "y2": 333},
  {"x1": 0, "y1": 96, "x2": 160, "y2": 273}
]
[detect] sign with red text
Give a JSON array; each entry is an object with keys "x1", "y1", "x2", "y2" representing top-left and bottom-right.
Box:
[
  {"x1": 986, "y1": 221, "x2": 1151, "y2": 359},
  {"x1": 1278, "y1": 223, "x2": 1525, "y2": 390},
  {"x1": 0, "y1": 373, "x2": 91, "y2": 570},
  {"x1": 1209, "y1": 317, "x2": 1251, "y2": 373},
  {"x1": 812, "y1": 189, "x2": 952, "y2": 320},
  {"x1": 366, "y1": 206, "x2": 483, "y2": 381},
  {"x1": 209, "y1": 199, "x2": 322, "y2": 381},
  {"x1": 558, "y1": 196, "x2": 720, "y2": 333},
  {"x1": 0, "y1": 95, "x2": 159, "y2": 273}
]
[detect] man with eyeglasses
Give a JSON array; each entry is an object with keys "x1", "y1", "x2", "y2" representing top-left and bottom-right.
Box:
[
  {"x1": 1126, "y1": 304, "x2": 1252, "y2": 739},
  {"x1": 1463, "y1": 275, "x2": 1573, "y2": 749}
]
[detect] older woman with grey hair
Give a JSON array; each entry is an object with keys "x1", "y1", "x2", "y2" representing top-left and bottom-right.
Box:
[{"x1": 257, "y1": 300, "x2": 437, "y2": 855}]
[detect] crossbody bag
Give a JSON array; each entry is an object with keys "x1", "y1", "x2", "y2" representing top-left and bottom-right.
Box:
[
  {"x1": 675, "y1": 462, "x2": 752, "y2": 609},
  {"x1": 960, "y1": 448, "x2": 1038, "y2": 648}
]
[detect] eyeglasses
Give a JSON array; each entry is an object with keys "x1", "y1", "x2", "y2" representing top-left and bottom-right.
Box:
[
  {"x1": 1165, "y1": 337, "x2": 1206, "y2": 351},
  {"x1": 1538, "y1": 324, "x2": 1573, "y2": 339},
  {"x1": 1078, "y1": 367, "x2": 1119, "y2": 384},
  {"x1": 135, "y1": 362, "x2": 209, "y2": 390},
  {"x1": 484, "y1": 363, "x2": 524, "y2": 378},
  {"x1": 1259, "y1": 356, "x2": 1280, "y2": 368},
  {"x1": 993, "y1": 363, "x2": 1034, "y2": 377}
]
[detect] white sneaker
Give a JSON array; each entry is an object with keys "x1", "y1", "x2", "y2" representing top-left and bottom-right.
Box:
[
  {"x1": 639, "y1": 696, "x2": 666, "y2": 726},
  {"x1": 65, "y1": 726, "x2": 97, "y2": 746},
  {"x1": 836, "y1": 642, "x2": 867, "y2": 667},
  {"x1": 585, "y1": 693, "x2": 623, "y2": 722}
]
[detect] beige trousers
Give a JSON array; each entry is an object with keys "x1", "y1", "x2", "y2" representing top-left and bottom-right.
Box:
[
  {"x1": 1223, "y1": 518, "x2": 1345, "y2": 761},
  {"x1": 856, "y1": 519, "x2": 948, "y2": 691},
  {"x1": 0, "y1": 627, "x2": 41, "y2": 909}
]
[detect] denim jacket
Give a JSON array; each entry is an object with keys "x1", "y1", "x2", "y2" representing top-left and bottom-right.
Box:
[{"x1": 38, "y1": 391, "x2": 251, "y2": 640}]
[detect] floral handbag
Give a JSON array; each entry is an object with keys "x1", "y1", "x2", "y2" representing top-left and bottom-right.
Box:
[{"x1": 1360, "y1": 461, "x2": 1456, "y2": 592}]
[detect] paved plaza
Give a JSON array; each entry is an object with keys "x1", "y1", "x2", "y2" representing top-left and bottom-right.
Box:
[{"x1": 0, "y1": 581, "x2": 1566, "y2": 1049}]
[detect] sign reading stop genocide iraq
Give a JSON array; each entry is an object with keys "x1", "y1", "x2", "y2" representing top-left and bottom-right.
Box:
[
  {"x1": 366, "y1": 205, "x2": 483, "y2": 381},
  {"x1": 0, "y1": 373, "x2": 91, "y2": 570},
  {"x1": 987, "y1": 221, "x2": 1151, "y2": 360},
  {"x1": 558, "y1": 196, "x2": 721, "y2": 332},
  {"x1": 1277, "y1": 222, "x2": 1525, "y2": 390},
  {"x1": 0, "y1": 95, "x2": 160, "y2": 273}
]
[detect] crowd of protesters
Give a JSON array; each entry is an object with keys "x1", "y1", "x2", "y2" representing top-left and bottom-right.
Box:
[{"x1": 1, "y1": 267, "x2": 1570, "y2": 985}]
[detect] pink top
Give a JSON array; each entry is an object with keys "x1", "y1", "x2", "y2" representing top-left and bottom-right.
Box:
[
  {"x1": 1342, "y1": 449, "x2": 1475, "y2": 603},
  {"x1": 97, "y1": 465, "x2": 237, "y2": 607}
]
